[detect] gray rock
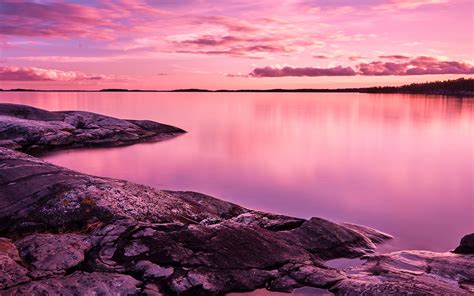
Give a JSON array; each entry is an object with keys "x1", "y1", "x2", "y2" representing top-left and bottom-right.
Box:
[
  {"x1": 454, "y1": 233, "x2": 474, "y2": 254},
  {"x1": 331, "y1": 250, "x2": 474, "y2": 295},
  {"x1": 0, "y1": 103, "x2": 185, "y2": 154},
  {"x1": 0, "y1": 238, "x2": 30, "y2": 289},
  {"x1": 288, "y1": 264, "x2": 346, "y2": 287},
  {"x1": 2, "y1": 271, "x2": 141, "y2": 295},
  {"x1": 133, "y1": 260, "x2": 174, "y2": 279},
  {"x1": 15, "y1": 233, "x2": 93, "y2": 278},
  {"x1": 142, "y1": 283, "x2": 165, "y2": 296}
]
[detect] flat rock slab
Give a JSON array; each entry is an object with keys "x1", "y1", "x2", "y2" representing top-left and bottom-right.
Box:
[{"x1": 0, "y1": 103, "x2": 185, "y2": 153}]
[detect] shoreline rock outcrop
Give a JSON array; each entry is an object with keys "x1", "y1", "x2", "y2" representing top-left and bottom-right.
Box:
[
  {"x1": 0, "y1": 103, "x2": 472, "y2": 295},
  {"x1": 0, "y1": 103, "x2": 185, "y2": 154}
]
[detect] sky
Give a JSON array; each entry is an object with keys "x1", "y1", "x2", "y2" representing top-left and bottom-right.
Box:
[{"x1": 0, "y1": 0, "x2": 473, "y2": 90}]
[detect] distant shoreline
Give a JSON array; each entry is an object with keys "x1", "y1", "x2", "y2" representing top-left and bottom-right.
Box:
[{"x1": 1, "y1": 78, "x2": 473, "y2": 97}]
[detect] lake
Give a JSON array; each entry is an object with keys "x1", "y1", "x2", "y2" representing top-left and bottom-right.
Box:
[{"x1": 1, "y1": 91, "x2": 472, "y2": 252}]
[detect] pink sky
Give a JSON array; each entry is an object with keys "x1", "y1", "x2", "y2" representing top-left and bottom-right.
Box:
[{"x1": 0, "y1": 0, "x2": 473, "y2": 90}]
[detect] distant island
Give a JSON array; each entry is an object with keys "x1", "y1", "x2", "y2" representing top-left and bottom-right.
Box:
[{"x1": 1, "y1": 78, "x2": 473, "y2": 97}]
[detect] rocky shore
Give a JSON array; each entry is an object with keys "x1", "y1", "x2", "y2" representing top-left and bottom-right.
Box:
[{"x1": 0, "y1": 103, "x2": 472, "y2": 295}]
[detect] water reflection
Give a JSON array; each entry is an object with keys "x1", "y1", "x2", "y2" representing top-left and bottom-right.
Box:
[{"x1": 0, "y1": 92, "x2": 472, "y2": 252}]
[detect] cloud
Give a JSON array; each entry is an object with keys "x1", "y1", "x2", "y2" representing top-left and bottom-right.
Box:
[
  {"x1": 176, "y1": 43, "x2": 299, "y2": 58},
  {"x1": 358, "y1": 56, "x2": 474, "y2": 75},
  {"x1": 313, "y1": 55, "x2": 331, "y2": 59},
  {"x1": 299, "y1": 0, "x2": 450, "y2": 13},
  {"x1": 0, "y1": 66, "x2": 117, "y2": 81},
  {"x1": 232, "y1": 56, "x2": 474, "y2": 78},
  {"x1": 379, "y1": 55, "x2": 410, "y2": 60},
  {"x1": 164, "y1": 16, "x2": 317, "y2": 58},
  {"x1": 177, "y1": 35, "x2": 243, "y2": 46},
  {"x1": 248, "y1": 65, "x2": 357, "y2": 77},
  {"x1": 375, "y1": 0, "x2": 450, "y2": 10},
  {"x1": 190, "y1": 15, "x2": 260, "y2": 33},
  {"x1": 348, "y1": 55, "x2": 366, "y2": 61},
  {"x1": 171, "y1": 31, "x2": 307, "y2": 58},
  {"x1": 0, "y1": 1, "x2": 113, "y2": 39},
  {"x1": 0, "y1": 0, "x2": 168, "y2": 39}
]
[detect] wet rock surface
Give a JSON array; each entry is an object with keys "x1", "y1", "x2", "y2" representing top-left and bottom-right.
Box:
[{"x1": 0, "y1": 104, "x2": 472, "y2": 295}]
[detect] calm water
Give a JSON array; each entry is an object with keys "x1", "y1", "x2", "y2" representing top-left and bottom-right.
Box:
[{"x1": 1, "y1": 92, "x2": 472, "y2": 252}]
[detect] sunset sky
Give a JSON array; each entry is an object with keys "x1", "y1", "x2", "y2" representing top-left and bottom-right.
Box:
[{"x1": 1, "y1": 0, "x2": 473, "y2": 90}]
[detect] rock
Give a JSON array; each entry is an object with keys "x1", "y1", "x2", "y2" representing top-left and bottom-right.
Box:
[
  {"x1": 268, "y1": 275, "x2": 302, "y2": 291},
  {"x1": 15, "y1": 233, "x2": 93, "y2": 278},
  {"x1": 2, "y1": 271, "x2": 141, "y2": 295},
  {"x1": 0, "y1": 148, "x2": 248, "y2": 235},
  {"x1": 331, "y1": 250, "x2": 474, "y2": 295},
  {"x1": 0, "y1": 146, "x2": 392, "y2": 294},
  {"x1": 0, "y1": 238, "x2": 30, "y2": 289},
  {"x1": 168, "y1": 268, "x2": 278, "y2": 295},
  {"x1": 287, "y1": 264, "x2": 346, "y2": 287},
  {"x1": 0, "y1": 103, "x2": 185, "y2": 154},
  {"x1": 285, "y1": 218, "x2": 391, "y2": 259},
  {"x1": 453, "y1": 233, "x2": 474, "y2": 254},
  {"x1": 132, "y1": 260, "x2": 174, "y2": 279},
  {"x1": 142, "y1": 283, "x2": 165, "y2": 296}
]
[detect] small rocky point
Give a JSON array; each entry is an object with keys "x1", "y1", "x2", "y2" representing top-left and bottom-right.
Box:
[
  {"x1": 0, "y1": 104, "x2": 472, "y2": 295},
  {"x1": 0, "y1": 103, "x2": 185, "y2": 154}
]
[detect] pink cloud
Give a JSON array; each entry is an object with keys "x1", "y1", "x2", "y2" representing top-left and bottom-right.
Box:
[
  {"x1": 348, "y1": 56, "x2": 366, "y2": 61},
  {"x1": 178, "y1": 35, "x2": 243, "y2": 46},
  {"x1": 0, "y1": 1, "x2": 116, "y2": 39},
  {"x1": 190, "y1": 16, "x2": 260, "y2": 33},
  {"x1": 313, "y1": 55, "x2": 331, "y2": 59},
  {"x1": 0, "y1": 0, "x2": 169, "y2": 39},
  {"x1": 379, "y1": 55, "x2": 411, "y2": 60},
  {"x1": 0, "y1": 66, "x2": 116, "y2": 81},
  {"x1": 299, "y1": 0, "x2": 450, "y2": 13},
  {"x1": 358, "y1": 56, "x2": 474, "y2": 75},
  {"x1": 236, "y1": 56, "x2": 474, "y2": 78},
  {"x1": 172, "y1": 32, "x2": 305, "y2": 58},
  {"x1": 248, "y1": 65, "x2": 357, "y2": 77},
  {"x1": 176, "y1": 42, "x2": 297, "y2": 58},
  {"x1": 375, "y1": 0, "x2": 450, "y2": 10},
  {"x1": 166, "y1": 15, "x2": 309, "y2": 59}
]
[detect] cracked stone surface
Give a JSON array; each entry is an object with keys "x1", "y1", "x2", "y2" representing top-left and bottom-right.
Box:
[
  {"x1": 0, "y1": 103, "x2": 185, "y2": 154},
  {"x1": 15, "y1": 233, "x2": 93, "y2": 278},
  {"x1": 0, "y1": 238, "x2": 30, "y2": 290},
  {"x1": 331, "y1": 250, "x2": 474, "y2": 295},
  {"x1": 0, "y1": 104, "x2": 472, "y2": 295}
]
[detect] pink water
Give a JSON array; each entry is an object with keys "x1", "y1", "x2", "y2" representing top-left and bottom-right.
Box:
[{"x1": 1, "y1": 92, "x2": 472, "y2": 252}]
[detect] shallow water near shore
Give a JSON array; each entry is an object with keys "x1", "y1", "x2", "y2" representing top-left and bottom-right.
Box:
[{"x1": 1, "y1": 92, "x2": 472, "y2": 252}]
